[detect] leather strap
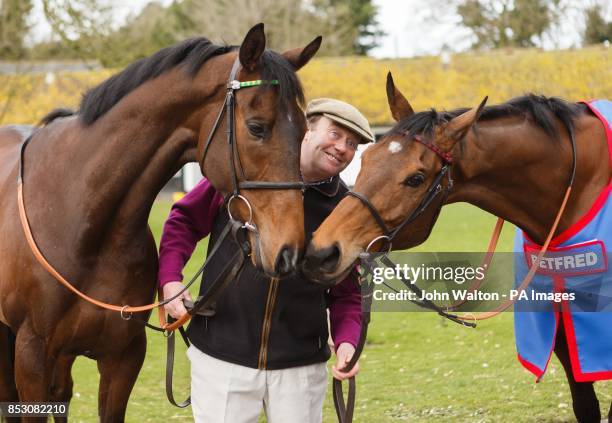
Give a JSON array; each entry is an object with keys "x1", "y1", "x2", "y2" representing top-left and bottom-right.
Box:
[
  {"x1": 347, "y1": 165, "x2": 452, "y2": 242},
  {"x1": 333, "y1": 377, "x2": 356, "y2": 423},
  {"x1": 443, "y1": 217, "x2": 504, "y2": 312},
  {"x1": 378, "y1": 255, "x2": 475, "y2": 327},
  {"x1": 454, "y1": 186, "x2": 573, "y2": 321},
  {"x1": 165, "y1": 324, "x2": 191, "y2": 408},
  {"x1": 165, "y1": 245, "x2": 247, "y2": 408}
]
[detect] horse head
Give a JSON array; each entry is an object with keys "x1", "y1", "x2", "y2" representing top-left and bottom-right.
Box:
[{"x1": 188, "y1": 24, "x2": 321, "y2": 277}]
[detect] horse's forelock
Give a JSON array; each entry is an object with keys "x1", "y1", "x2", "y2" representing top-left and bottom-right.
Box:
[
  {"x1": 259, "y1": 50, "x2": 305, "y2": 109},
  {"x1": 387, "y1": 109, "x2": 448, "y2": 142}
]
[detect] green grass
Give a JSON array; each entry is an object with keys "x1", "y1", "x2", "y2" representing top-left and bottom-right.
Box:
[{"x1": 66, "y1": 202, "x2": 611, "y2": 422}]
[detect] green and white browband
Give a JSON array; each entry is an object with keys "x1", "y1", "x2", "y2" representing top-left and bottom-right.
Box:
[{"x1": 230, "y1": 79, "x2": 279, "y2": 90}]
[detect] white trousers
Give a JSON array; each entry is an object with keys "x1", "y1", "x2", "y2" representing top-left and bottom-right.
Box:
[{"x1": 187, "y1": 346, "x2": 328, "y2": 423}]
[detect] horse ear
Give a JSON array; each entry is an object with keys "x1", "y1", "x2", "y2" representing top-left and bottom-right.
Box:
[
  {"x1": 282, "y1": 36, "x2": 322, "y2": 71},
  {"x1": 239, "y1": 23, "x2": 266, "y2": 72},
  {"x1": 445, "y1": 96, "x2": 488, "y2": 141},
  {"x1": 386, "y1": 72, "x2": 414, "y2": 122}
]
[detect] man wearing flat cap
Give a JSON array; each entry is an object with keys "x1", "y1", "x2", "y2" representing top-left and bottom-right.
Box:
[
  {"x1": 159, "y1": 98, "x2": 373, "y2": 423},
  {"x1": 302, "y1": 98, "x2": 374, "y2": 184}
]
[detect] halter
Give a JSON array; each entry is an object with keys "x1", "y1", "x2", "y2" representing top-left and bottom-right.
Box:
[{"x1": 347, "y1": 133, "x2": 454, "y2": 250}]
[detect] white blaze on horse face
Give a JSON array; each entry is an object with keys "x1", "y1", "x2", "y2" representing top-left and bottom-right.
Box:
[{"x1": 388, "y1": 141, "x2": 402, "y2": 154}]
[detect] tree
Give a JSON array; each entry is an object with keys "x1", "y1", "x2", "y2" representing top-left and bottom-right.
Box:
[
  {"x1": 39, "y1": 0, "x2": 115, "y2": 65},
  {"x1": 583, "y1": 5, "x2": 612, "y2": 45},
  {"x1": 315, "y1": 0, "x2": 385, "y2": 55},
  {"x1": 456, "y1": 0, "x2": 561, "y2": 49},
  {"x1": 0, "y1": 0, "x2": 33, "y2": 59},
  {"x1": 95, "y1": 1, "x2": 198, "y2": 66},
  {"x1": 21, "y1": 0, "x2": 382, "y2": 67},
  {"x1": 105, "y1": 0, "x2": 383, "y2": 62}
]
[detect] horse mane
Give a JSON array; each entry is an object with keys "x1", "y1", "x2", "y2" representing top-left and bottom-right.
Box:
[
  {"x1": 392, "y1": 94, "x2": 584, "y2": 141},
  {"x1": 38, "y1": 108, "x2": 76, "y2": 126},
  {"x1": 79, "y1": 38, "x2": 304, "y2": 126}
]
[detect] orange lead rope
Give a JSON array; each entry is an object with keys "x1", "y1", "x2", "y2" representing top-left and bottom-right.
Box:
[
  {"x1": 443, "y1": 217, "x2": 505, "y2": 312},
  {"x1": 454, "y1": 185, "x2": 572, "y2": 322},
  {"x1": 18, "y1": 181, "x2": 181, "y2": 330}
]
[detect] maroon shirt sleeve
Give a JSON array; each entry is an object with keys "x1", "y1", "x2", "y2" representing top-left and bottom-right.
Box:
[
  {"x1": 328, "y1": 273, "x2": 362, "y2": 349},
  {"x1": 158, "y1": 178, "x2": 224, "y2": 287}
]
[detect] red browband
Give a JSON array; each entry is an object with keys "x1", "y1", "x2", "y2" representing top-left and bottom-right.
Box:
[{"x1": 412, "y1": 134, "x2": 453, "y2": 163}]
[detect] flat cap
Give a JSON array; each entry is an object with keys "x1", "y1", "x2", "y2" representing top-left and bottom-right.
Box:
[{"x1": 306, "y1": 98, "x2": 374, "y2": 143}]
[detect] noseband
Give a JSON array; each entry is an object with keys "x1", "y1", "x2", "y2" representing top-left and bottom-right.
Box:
[{"x1": 347, "y1": 134, "x2": 453, "y2": 252}]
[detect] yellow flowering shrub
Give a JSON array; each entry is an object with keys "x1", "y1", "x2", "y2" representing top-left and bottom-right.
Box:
[
  {"x1": 0, "y1": 69, "x2": 114, "y2": 125},
  {"x1": 1, "y1": 46, "x2": 610, "y2": 126},
  {"x1": 299, "y1": 46, "x2": 612, "y2": 125}
]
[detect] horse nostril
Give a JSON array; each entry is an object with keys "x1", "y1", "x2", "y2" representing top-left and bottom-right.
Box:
[
  {"x1": 320, "y1": 245, "x2": 340, "y2": 273},
  {"x1": 275, "y1": 245, "x2": 297, "y2": 276},
  {"x1": 305, "y1": 244, "x2": 340, "y2": 274}
]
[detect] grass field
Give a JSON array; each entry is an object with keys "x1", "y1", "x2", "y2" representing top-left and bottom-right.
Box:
[{"x1": 66, "y1": 201, "x2": 611, "y2": 422}]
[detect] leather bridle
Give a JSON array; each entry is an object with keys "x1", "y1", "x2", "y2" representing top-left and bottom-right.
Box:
[
  {"x1": 196, "y1": 56, "x2": 307, "y2": 270},
  {"x1": 200, "y1": 57, "x2": 305, "y2": 196},
  {"x1": 347, "y1": 133, "x2": 454, "y2": 252}
]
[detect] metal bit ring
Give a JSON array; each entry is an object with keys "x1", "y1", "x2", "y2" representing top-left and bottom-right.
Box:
[
  {"x1": 227, "y1": 194, "x2": 255, "y2": 230},
  {"x1": 365, "y1": 235, "x2": 392, "y2": 255}
]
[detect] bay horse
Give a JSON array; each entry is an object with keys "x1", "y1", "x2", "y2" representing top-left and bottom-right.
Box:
[
  {"x1": 0, "y1": 24, "x2": 321, "y2": 422},
  {"x1": 304, "y1": 74, "x2": 611, "y2": 421}
]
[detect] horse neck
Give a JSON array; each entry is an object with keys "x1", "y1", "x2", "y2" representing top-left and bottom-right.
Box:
[
  {"x1": 447, "y1": 116, "x2": 580, "y2": 243},
  {"x1": 42, "y1": 59, "x2": 230, "y2": 254}
]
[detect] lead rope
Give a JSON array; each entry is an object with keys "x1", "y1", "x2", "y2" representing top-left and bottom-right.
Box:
[
  {"x1": 455, "y1": 187, "x2": 572, "y2": 321},
  {"x1": 165, "y1": 230, "x2": 249, "y2": 408}
]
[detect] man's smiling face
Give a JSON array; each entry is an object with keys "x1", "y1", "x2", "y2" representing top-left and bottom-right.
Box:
[{"x1": 300, "y1": 116, "x2": 359, "y2": 181}]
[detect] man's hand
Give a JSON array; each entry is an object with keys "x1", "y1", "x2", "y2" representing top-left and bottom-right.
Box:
[
  {"x1": 162, "y1": 281, "x2": 193, "y2": 319},
  {"x1": 332, "y1": 342, "x2": 359, "y2": 380}
]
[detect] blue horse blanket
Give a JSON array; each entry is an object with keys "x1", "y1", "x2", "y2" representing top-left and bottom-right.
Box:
[{"x1": 514, "y1": 99, "x2": 612, "y2": 382}]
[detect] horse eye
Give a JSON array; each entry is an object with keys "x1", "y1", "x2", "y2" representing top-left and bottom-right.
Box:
[
  {"x1": 403, "y1": 173, "x2": 425, "y2": 187},
  {"x1": 247, "y1": 122, "x2": 266, "y2": 139}
]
